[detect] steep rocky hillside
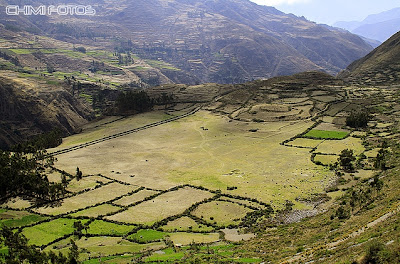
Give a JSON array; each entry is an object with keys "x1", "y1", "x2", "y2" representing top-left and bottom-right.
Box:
[
  {"x1": 0, "y1": 0, "x2": 373, "y2": 84},
  {"x1": 0, "y1": 74, "x2": 93, "y2": 149},
  {"x1": 339, "y1": 31, "x2": 400, "y2": 85}
]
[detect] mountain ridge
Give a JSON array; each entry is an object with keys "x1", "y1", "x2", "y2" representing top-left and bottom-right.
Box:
[{"x1": 334, "y1": 7, "x2": 400, "y2": 42}]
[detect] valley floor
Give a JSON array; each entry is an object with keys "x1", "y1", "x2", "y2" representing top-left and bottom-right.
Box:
[{"x1": 2, "y1": 84, "x2": 400, "y2": 263}]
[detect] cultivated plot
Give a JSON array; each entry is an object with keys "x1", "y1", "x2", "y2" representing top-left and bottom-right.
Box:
[
  {"x1": 113, "y1": 189, "x2": 159, "y2": 207},
  {"x1": 34, "y1": 183, "x2": 135, "y2": 215},
  {"x1": 69, "y1": 204, "x2": 122, "y2": 218},
  {"x1": 191, "y1": 200, "x2": 253, "y2": 226},
  {"x1": 105, "y1": 187, "x2": 214, "y2": 225}
]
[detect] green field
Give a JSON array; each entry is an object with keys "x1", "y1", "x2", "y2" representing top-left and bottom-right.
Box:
[
  {"x1": 87, "y1": 220, "x2": 134, "y2": 236},
  {"x1": 128, "y1": 229, "x2": 169, "y2": 243},
  {"x1": 21, "y1": 218, "x2": 84, "y2": 246},
  {"x1": 304, "y1": 129, "x2": 349, "y2": 139}
]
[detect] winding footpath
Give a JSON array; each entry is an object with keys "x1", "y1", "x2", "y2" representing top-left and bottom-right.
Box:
[{"x1": 48, "y1": 106, "x2": 201, "y2": 157}]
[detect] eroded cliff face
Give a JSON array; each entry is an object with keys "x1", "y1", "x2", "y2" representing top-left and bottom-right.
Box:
[{"x1": 0, "y1": 76, "x2": 94, "y2": 149}]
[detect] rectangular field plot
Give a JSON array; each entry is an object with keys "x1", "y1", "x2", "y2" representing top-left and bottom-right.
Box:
[
  {"x1": 315, "y1": 137, "x2": 364, "y2": 155},
  {"x1": 288, "y1": 138, "x2": 324, "y2": 148},
  {"x1": 314, "y1": 154, "x2": 338, "y2": 166},
  {"x1": 191, "y1": 201, "x2": 253, "y2": 226},
  {"x1": 325, "y1": 102, "x2": 349, "y2": 116},
  {"x1": 67, "y1": 176, "x2": 111, "y2": 193},
  {"x1": 34, "y1": 182, "x2": 135, "y2": 215},
  {"x1": 161, "y1": 216, "x2": 214, "y2": 232},
  {"x1": 87, "y1": 220, "x2": 134, "y2": 236},
  {"x1": 304, "y1": 130, "x2": 349, "y2": 139},
  {"x1": 113, "y1": 189, "x2": 159, "y2": 207},
  {"x1": 219, "y1": 197, "x2": 267, "y2": 210},
  {"x1": 75, "y1": 237, "x2": 165, "y2": 257},
  {"x1": 105, "y1": 187, "x2": 214, "y2": 225},
  {"x1": 128, "y1": 229, "x2": 169, "y2": 243},
  {"x1": 0, "y1": 210, "x2": 47, "y2": 228},
  {"x1": 169, "y1": 232, "x2": 220, "y2": 246},
  {"x1": 70, "y1": 204, "x2": 122, "y2": 218},
  {"x1": 22, "y1": 218, "x2": 81, "y2": 246}
]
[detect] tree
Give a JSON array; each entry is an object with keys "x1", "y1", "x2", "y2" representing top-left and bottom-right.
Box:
[
  {"x1": 374, "y1": 149, "x2": 388, "y2": 170},
  {"x1": 73, "y1": 221, "x2": 84, "y2": 239},
  {"x1": 339, "y1": 149, "x2": 356, "y2": 172},
  {"x1": 76, "y1": 167, "x2": 83, "y2": 181},
  {"x1": 68, "y1": 239, "x2": 79, "y2": 264}
]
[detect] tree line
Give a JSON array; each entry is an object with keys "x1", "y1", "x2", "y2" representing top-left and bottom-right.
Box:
[{"x1": 0, "y1": 146, "x2": 66, "y2": 203}]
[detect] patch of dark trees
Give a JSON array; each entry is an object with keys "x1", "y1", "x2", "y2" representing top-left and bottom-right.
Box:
[
  {"x1": 0, "y1": 147, "x2": 67, "y2": 205},
  {"x1": 116, "y1": 90, "x2": 174, "y2": 114},
  {"x1": 11, "y1": 128, "x2": 63, "y2": 152},
  {"x1": 346, "y1": 110, "x2": 371, "y2": 128}
]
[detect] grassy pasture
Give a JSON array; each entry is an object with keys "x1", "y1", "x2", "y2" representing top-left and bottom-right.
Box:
[
  {"x1": 168, "y1": 232, "x2": 220, "y2": 245},
  {"x1": 315, "y1": 137, "x2": 364, "y2": 155},
  {"x1": 105, "y1": 187, "x2": 214, "y2": 225},
  {"x1": 69, "y1": 204, "x2": 121, "y2": 218},
  {"x1": 21, "y1": 218, "x2": 81, "y2": 246},
  {"x1": 67, "y1": 176, "x2": 111, "y2": 193},
  {"x1": 2, "y1": 197, "x2": 32, "y2": 209},
  {"x1": 219, "y1": 197, "x2": 266, "y2": 210},
  {"x1": 161, "y1": 216, "x2": 214, "y2": 232},
  {"x1": 50, "y1": 111, "x2": 173, "y2": 148},
  {"x1": 75, "y1": 237, "x2": 165, "y2": 257},
  {"x1": 314, "y1": 154, "x2": 338, "y2": 166},
  {"x1": 145, "y1": 248, "x2": 186, "y2": 262},
  {"x1": 34, "y1": 183, "x2": 134, "y2": 215},
  {"x1": 87, "y1": 220, "x2": 134, "y2": 236},
  {"x1": 192, "y1": 201, "x2": 253, "y2": 226},
  {"x1": 288, "y1": 138, "x2": 324, "y2": 148},
  {"x1": 113, "y1": 189, "x2": 159, "y2": 207},
  {"x1": 128, "y1": 229, "x2": 168, "y2": 242},
  {"x1": 0, "y1": 210, "x2": 46, "y2": 228}
]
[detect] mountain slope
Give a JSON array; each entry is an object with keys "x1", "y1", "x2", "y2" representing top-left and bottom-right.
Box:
[
  {"x1": 338, "y1": 31, "x2": 400, "y2": 85},
  {"x1": 352, "y1": 18, "x2": 400, "y2": 44},
  {"x1": 0, "y1": 0, "x2": 373, "y2": 84}
]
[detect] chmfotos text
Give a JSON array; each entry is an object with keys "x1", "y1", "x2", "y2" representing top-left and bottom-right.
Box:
[{"x1": 6, "y1": 5, "x2": 96, "y2": 16}]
